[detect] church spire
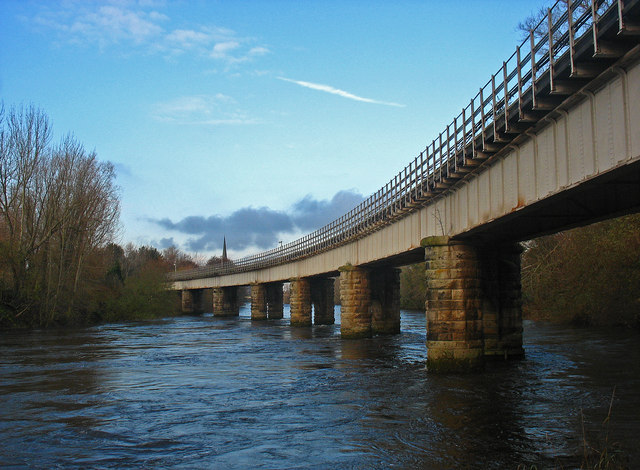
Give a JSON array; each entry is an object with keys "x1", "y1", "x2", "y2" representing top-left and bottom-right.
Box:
[{"x1": 222, "y1": 236, "x2": 228, "y2": 263}]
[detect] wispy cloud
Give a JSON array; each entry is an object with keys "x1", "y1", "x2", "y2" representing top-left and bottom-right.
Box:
[
  {"x1": 151, "y1": 94, "x2": 258, "y2": 126},
  {"x1": 210, "y1": 40, "x2": 240, "y2": 59},
  {"x1": 248, "y1": 46, "x2": 270, "y2": 56},
  {"x1": 277, "y1": 77, "x2": 405, "y2": 107},
  {"x1": 32, "y1": 2, "x2": 167, "y2": 48},
  {"x1": 206, "y1": 41, "x2": 270, "y2": 65},
  {"x1": 149, "y1": 189, "x2": 365, "y2": 253},
  {"x1": 75, "y1": 5, "x2": 166, "y2": 44},
  {"x1": 28, "y1": 1, "x2": 269, "y2": 66},
  {"x1": 165, "y1": 28, "x2": 212, "y2": 49}
]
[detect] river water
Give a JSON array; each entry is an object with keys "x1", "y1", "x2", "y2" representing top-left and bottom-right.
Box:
[{"x1": 1, "y1": 306, "x2": 639, "y2": 469}]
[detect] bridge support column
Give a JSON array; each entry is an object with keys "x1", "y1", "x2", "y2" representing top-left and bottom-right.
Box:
[
  {"x1": 370, "y1": 268, "x2": 401, "y2": 335},
  {"x1": 339, "y1": 265, "x2": 371, "y2": 338},
  {"x1": 182, "y1": 289, "x2": 205, "y2": 314},
  {"x1": 266, "y1": 283, "x2": 284, "y2": 320},
  {"x1": 422, "y1": 236, "x2": 525, "y2": 372},
  {"x1": 251, "y1": 284, "x2": 268, "y2": 321},
  {"x1": 213, "y1": 286, "x2": 240, "y2": 317},
  {"x1": 181, "y1": 289, "x2": 194, "y2": 314},
  {"x1": 290, "y1": 278, "x2": 312, "y2": 326},
  {"x1": 311, "y1": 278, "x2": 335, "y2": 325},
  {"x1": 423, "y1": 237, "x2": 484, "y2": 372},
  {"x1": 480, "y1": 243, "x2": 524, "y2": 359}
]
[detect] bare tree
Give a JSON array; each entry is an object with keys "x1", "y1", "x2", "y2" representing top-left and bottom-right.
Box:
[
  {"x1": 0, "y1": 104, "x2": 120, "y2": 326},
  {"x1": 162, "y1": 245, "x2": 198, "y2": 271},
  {"x1": 517, "y1": 0, "x2": 616, "y2": 43}
]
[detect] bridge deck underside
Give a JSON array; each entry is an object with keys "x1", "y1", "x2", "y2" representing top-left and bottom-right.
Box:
[{"x1": 461, "y1": 157, "x2": 640, "y2": 243}]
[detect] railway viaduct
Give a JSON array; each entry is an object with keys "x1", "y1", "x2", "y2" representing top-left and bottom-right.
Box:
[{"x1": 170, "y1": 0, "x2": 640, "y2": 371}]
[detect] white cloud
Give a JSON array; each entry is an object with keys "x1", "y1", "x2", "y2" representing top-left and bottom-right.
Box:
[
  {"x1": 165, "y1": 29, "x2": 211, "y2": 48},
  {"x1": 86, "y1": 5, "x2": 164, "y2": 42},
  {"x1": 28, "y1": 2, "x2": 269, "y2": 66},
  {"x1": 277, "y1": 77, "x2": 405, "y2": 107},
  {"x1": 210, "y1": 41, "x2": 241, "y2": 59},
  {"x1": 163, "y1": 25, "x2": 238, "y2": 54},
  {"x1": 151, "y1": 95, "x2": 258, "y2": 126},
  {"x1": 33, "y1": 2, "x2": 166, "y2": 48},
  {"x1": 248, "y1": 46, "x2": 270, "y2": 56}
]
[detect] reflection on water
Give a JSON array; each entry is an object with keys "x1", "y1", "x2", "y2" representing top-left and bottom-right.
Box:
[{"x1": 1, "y1": 305, "x2": 639, "y2": 468}]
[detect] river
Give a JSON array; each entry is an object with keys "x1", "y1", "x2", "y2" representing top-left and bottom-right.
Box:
[{"x1": 1, "y1": 306, "x2": 639, "y2": 469}]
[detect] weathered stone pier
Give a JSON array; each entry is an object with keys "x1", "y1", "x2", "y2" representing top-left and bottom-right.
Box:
[{"x1": 423, "y1": 236, "x2": 523, "y2": 372}]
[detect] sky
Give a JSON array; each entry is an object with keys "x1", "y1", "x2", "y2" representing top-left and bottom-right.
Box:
[{"x1": 1, "y1": 0, "x2": 551, "y2": 260}]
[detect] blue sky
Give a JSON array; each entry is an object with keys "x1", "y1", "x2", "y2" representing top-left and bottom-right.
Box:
[{"x1": 1, "y1": 0, "x2": 549, "y2": 259}]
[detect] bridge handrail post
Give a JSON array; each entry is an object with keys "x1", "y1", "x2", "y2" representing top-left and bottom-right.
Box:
[
  {"x1": 548, "y1": 8, "x2": 556, "y2": 92},
  {"x1": 352, "y1": 207, "x2": 357, "y2": 236},
  {"x1": 503, "y1": 61, "x2": 510, "y2": 132},
  {"x1": 437, "y1": 132, "x2": 443, "y2": 182},
  {"x1": 403, "y1": 164, "x2": 408, "y2": 207},
  {"x1": 446, "y1": 123, "x2": 452, "y2": 177},
  {"x1": 418, "y1": 150, "x2": 425, "y2": 198},
  {"x1": 491, "y1": 74, "x2": 498, "y2": 140}
]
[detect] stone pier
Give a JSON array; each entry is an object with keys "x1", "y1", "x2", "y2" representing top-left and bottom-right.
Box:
[
  {"x1": 370, "y1": 268, "x2": 401, "y2": 335},
  {"x1": 423, "y1": 237, "x2": 484, "y2": 372},
  {"x1": 266, "y1": 283, "x2": 284, "y2": 320},
  {"x1": 422, "y1": 236, "x2": 524, "y2": 372},
  {"x1": 311, "y1": 278, "x2": 335, "y2": 325},
  {"x1": 290, "y1": 278, "x2": 312, "y2": 326},
  {"x1": 181, "y1": 289, "x2": 204, "y2": 314},
  {"x1": 181, "y1": 290, "x2": 194, "y2": 314},
  {"x1": 251, "y1": 283, "x2": 268, "y2": 321},
  {"x1": 213, "y1": 286, "x2": 240, "y2": 317},
  {"x1": 480, "y1": 243, "x2": 524, "y2": 359},
  {"x1": 250, "y1": 283, "x2": 284, "y2": 320},
  {"x1": 339, "y1": 265, "x2": 371, "y2": 338}
]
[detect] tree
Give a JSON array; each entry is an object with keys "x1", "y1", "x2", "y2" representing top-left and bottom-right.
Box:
[
  {"x1": 522, "y1": 214, "x2": 640, "y2": 327},
  {"x1": 122, "y1": 244, "x2": 163, "y2": 279},
  {"x1": 400, "y1": 263, "x2": 426, "y2": 310},
  {"x1": 0, "y1": 104, "x2": 119, "y2": 327},
  {"x1": 162, "y1": 245, "x2": 198, "y2": 272},
  {"x1": 206, "y1": 255, "x2": 223, "y2": 266}
]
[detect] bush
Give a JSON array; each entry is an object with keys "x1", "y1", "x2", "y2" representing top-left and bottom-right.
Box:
[
  {"x1": 400, "y1": 263, "x2": 426, "y2": 310},
  {"x1": 522, "y1": 214, "x2": 640, "y2": 328},
  {"x1": 100, "y1": 262, "x2": 180, "y2": 322}
]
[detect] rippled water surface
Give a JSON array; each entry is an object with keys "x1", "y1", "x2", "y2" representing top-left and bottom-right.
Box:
[{"x1": 1, "y1": 306, "x2": 639, "y2": 468}]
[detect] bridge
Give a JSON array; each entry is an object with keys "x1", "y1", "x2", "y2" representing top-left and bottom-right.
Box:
[{"x1": 170, "y1": 0, "x2": 640, "y2": 371}]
